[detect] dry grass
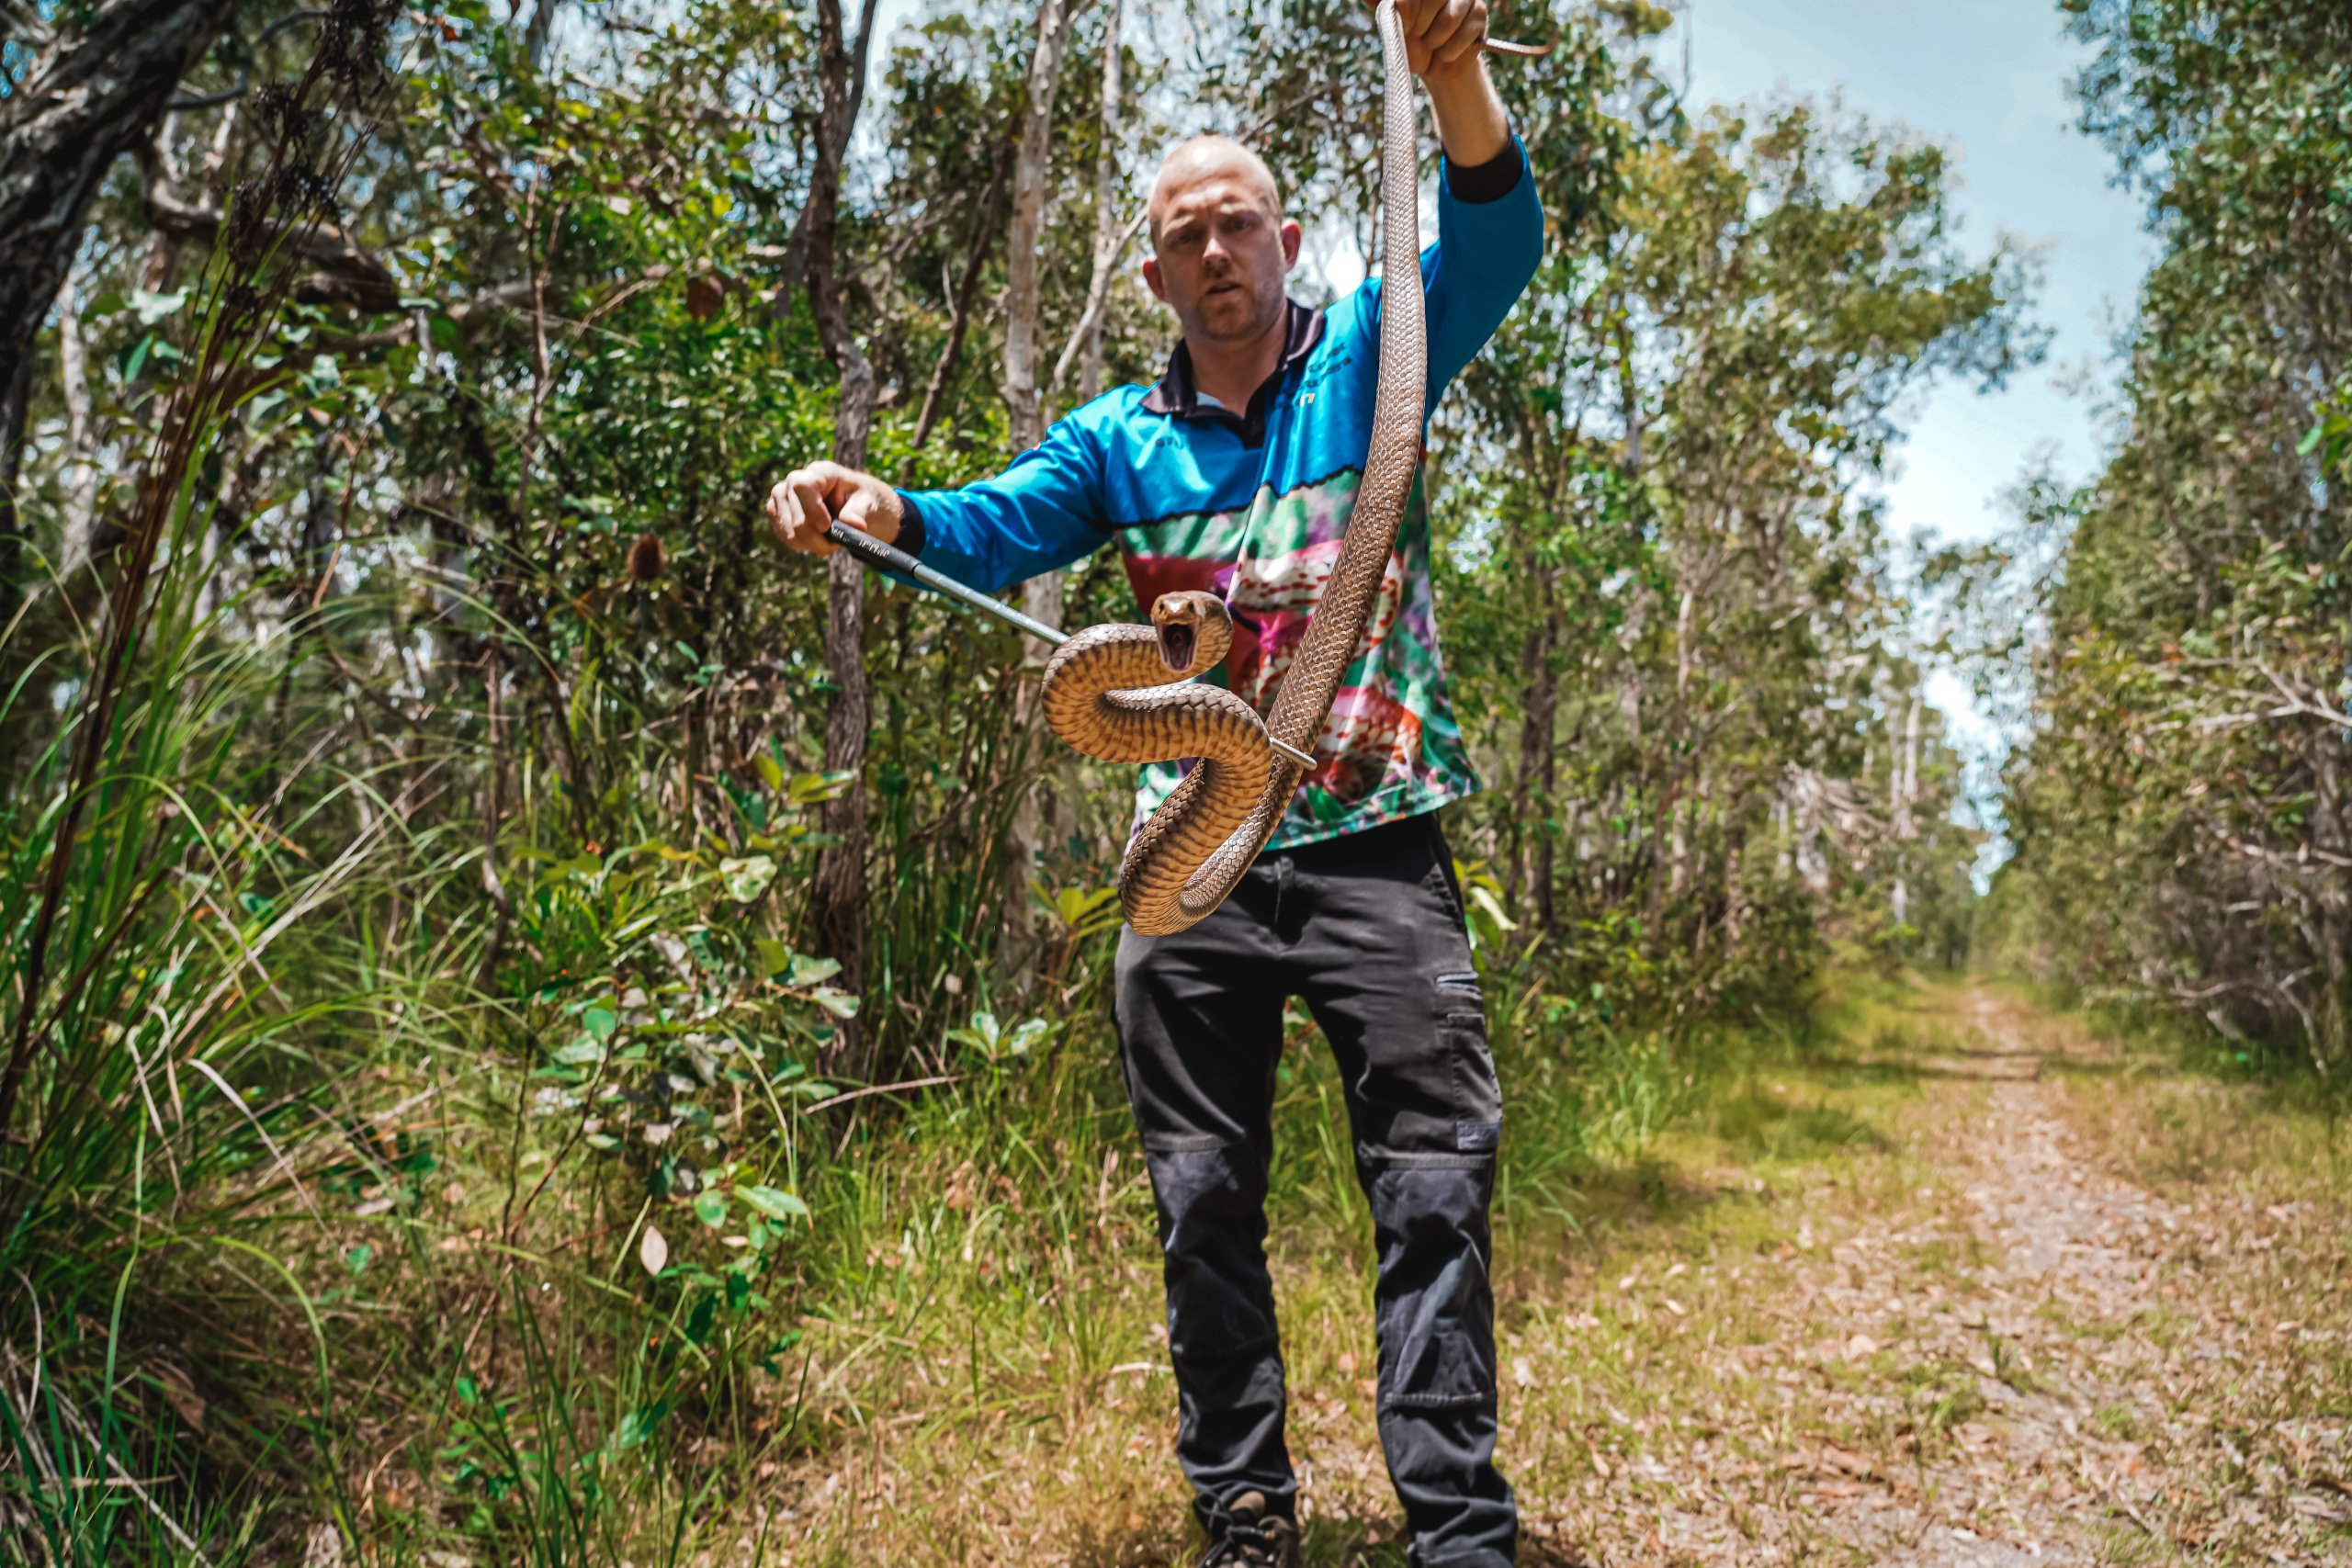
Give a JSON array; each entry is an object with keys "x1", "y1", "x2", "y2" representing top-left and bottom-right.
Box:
[{"x1": 711, "y1": 976, "x2": 2352, "y2": 1567}]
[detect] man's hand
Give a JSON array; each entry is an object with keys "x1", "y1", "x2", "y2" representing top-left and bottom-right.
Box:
[
  {"x1": 1388, "y1": 0, "x2": 1488, "y2": 84},
  {"x1": 766, "y1": 461, "x2": 905, "y2": 556}
]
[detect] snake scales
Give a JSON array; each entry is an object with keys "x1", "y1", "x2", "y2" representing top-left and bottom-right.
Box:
[{"x1": 1041, "y1": 2, "x2": 1542, "y2": 936}]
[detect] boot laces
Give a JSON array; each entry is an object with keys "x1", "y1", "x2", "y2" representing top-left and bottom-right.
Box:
[
  {"x1": 1202, "y1": 1523, "x2": 1286, "y2": 1567},
  {"x1": 1202, "y1": 1494, "x2": 1294, "y2": 1566}
]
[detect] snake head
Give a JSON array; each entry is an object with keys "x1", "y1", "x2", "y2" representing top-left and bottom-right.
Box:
[{"x1": 1148, "y1": 591, "x2": 1233, "y2": 676}]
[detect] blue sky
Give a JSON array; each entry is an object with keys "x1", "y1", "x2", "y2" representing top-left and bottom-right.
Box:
[{"x1": 1673, "y1": 0, "x2": 2151, "y2": 770}]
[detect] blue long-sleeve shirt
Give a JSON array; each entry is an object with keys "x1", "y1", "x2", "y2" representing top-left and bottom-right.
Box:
[{"x1": 899, "y1": 138, "x2": 1544, "y2": 850}]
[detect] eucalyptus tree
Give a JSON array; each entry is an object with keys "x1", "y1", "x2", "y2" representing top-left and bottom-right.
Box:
[
  {"x1": 1442, "y1": 88, "x2": 2034, "y2": 1000},
  {"x1": 1997, "y1": 0, "x2": 2350, "y2": 1065}
]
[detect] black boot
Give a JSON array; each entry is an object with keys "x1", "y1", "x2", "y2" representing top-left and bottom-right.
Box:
[{"x1": 1200, "y1": 1491, "x2": 1301, "y2": 1568}]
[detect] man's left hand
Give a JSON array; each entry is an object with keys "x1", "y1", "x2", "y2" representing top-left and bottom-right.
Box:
[{"x1": 1387, "y1": 0, "x2": 1489, "y2": 83}]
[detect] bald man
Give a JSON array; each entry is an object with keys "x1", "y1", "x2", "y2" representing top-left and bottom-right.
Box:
[{"x1": 770, "y1": 2, "x2": 1544, "y2": 1562}]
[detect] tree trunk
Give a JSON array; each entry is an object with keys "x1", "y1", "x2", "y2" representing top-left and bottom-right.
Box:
[
  {"x1": 0, "y1": 0, "x2": 238, "y2": 393},
  {"x1": 1078, "y1": 0, "x2": 1124, "y2": 403},
  {"x1": 802, "y1": 0, "x2": 884, "y2": 1076},
  {"x1": 1001, "y1": 0, "x2": 1078, "y2": 979},
  {"x1": 55, "y1": 275, "x2": 102, "y2": 581},
  {"x1": 1648, "y1": 583, "x2": 1694, "y2": 935},
  {"x1": 2307, "y1": 724, "x2": 2347, "y2": 1068},
  {"x1": 524, "y1": 0, "x2": 560, "y2": 70},
  {"x1": 1892, "y1": 691, "x2": 1919, "y2": 927},
  {"x1": 0, "y1": 347, "x2": 31, "y2": 623},
  {"x1": 1050, "y1": 0, "x2": 1129, "y2": 406},
  {"x1": 776, "y1": 0, "x2": 880, "y2": 326},
  {"x1": 1516, "y1": 561, "x2": 1558, "y2": 934},
  {"x1": 910, "y1": 146, "x2": 1013, "y2": 454},
  {"x1": 1002, "y1": 0, "x2": 1074, "y2": 453}
]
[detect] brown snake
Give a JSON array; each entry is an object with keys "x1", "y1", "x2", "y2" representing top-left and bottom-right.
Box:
[{"x1": 1042, "y1": 3, "x2": 1544, "y2": 936}]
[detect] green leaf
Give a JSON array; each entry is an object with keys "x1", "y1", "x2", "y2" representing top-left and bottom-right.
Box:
[
  {"x1": 787, "y1": 770, "x2": 856, "y2": 805},
  {"x1": 720, "y1": 855, "x2": 776, "y2": 902},
  {"x1": 740, "y1": 1185, "x2": 809, "y2": 1222},
  {"x1": 808, "y1": 986, "x2": 859, "y2": 1019},
  {"x1": 754, "y1": 938, "x2": 795, "y2": 977},
  {"x1": 582, "y1": 1006, "x2": 618, "y2": 1042},
  {"x1": 1468, "y1": 883, "x2": 1520, "y2": 932},
  {"x1": 614, "y1": 1398, "x2": 669, "y2": 1450},
  {"x1": 693, "y1": 1190, "x2": 729, "y2": 1229},
  {"x1": 784, "y1": 953, "x2": 842, "y2": 987},
  {"x1": 129, "y1": 288, "x2": 187, "y2": 325}
]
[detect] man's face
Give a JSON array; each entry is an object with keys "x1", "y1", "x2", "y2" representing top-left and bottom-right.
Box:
[{"x1": 1142, "y1": 149, "x2": 1302, "y2": 350}]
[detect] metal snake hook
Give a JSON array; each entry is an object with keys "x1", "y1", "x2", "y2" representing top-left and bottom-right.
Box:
[{"x1": 823, "y1": 520, "x2": 1319, "y2": 771}]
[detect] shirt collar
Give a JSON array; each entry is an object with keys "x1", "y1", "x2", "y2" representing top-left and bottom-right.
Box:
[{"x1": 1141, "y1": 299, "x2": 1325, "y2": 419}]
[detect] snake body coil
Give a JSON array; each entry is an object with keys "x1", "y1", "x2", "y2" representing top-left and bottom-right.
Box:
[{"x1": 1044, "y1": 1, "x2": 1521, "y2": 936}]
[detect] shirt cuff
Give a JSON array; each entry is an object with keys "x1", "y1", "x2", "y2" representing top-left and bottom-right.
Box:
[
  {"x1": 891, "y1": 491, "x2": 927, "y2": 558},
  {"x1": 1442, "y1": 137, "x2": 1526, "y2": 205}
]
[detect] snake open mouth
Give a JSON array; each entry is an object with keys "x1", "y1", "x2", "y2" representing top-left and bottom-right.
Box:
[{"x1": 1157, "y1": 621, "x2": 1197, "y2": 672}]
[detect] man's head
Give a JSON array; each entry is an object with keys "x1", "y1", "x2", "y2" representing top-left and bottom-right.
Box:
[{"x1": 1141, "y1": 136, "x2": 1303, "y2": 351}]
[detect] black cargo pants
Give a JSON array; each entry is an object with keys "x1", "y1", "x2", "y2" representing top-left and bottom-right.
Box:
[{"x1": 1113, "y1": 811, "x2": 1514, "y2": 1565}]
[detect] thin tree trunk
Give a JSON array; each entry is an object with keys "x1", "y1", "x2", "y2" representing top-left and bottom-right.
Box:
[
  {"x1": 1050, "y1": 0, "x2": 1130, "y2": 405},
  {"x1": 1516, "y1": 562, "x2": 1557, "y2": 935},
  {"x1": 1001, "y1": 0, "x2": 1078, "y2": 978},
  {"x1": 523, "y1": 0, "x2": 559, "y2": 70},
  {"x1": 776, "y1": 0, "x2": 881, "y2": 325},
  {"x1": 910, "y1": 146, "x2": 1013, "y2": 453},
  {"x1": 1892, "y1": 690, "x2": 1919, "y2": 927},
  {"x1": 2306, "y1": 725, "x2": 2347, "y2": 1067},
  {"x1": 803, "y1": 0, "x2": 884, "y2": 1075},
  {"x1": 1648, "y1": 583, "x2": 1694, "y2": 933},
  {"x1": 55, "y1": 275, "x2": 101, "y2": 580},
  {"x1": 0, "y1": 348, "x2": 31, "y2": 623},
  {"x1": 1002, "y1": 0, "x2": 1074, "y2": 453}
]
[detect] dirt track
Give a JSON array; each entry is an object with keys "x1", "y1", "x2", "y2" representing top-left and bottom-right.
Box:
[{"x1": 1505, "y1": 987, "x2": 2349, "y2": 1567}]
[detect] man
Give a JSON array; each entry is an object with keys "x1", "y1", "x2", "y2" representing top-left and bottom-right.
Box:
[{"x1": 770, "y1": 2, "x2": 1542, "y2": 1559}]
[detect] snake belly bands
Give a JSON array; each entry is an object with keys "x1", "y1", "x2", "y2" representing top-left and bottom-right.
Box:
[{"x1": 1043, "y1": 0, "x2": 1496, "y2": 937}]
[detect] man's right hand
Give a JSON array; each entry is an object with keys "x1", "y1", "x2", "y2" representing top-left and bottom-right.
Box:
[{"x1": 766, "y1": 461, "x2": 906, "y2": 556}]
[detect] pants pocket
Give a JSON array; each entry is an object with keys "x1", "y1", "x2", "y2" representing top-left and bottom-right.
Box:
[
  {"x1": 1442, "y1": 1009, "x2": 1502, "y2": 1153},
  {"x1": 1367, "y1": 1165, "x2": 1498, "y2": 1412}
]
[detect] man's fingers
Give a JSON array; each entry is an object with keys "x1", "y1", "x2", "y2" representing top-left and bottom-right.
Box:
[
  {"x1": 1437, "y1": 0, "x2": 1484, "y2": 63},
  {"x1": 1427, "y1": 0, "x2": 1481, "y2": 62},
  {"x1": 771, "y1": 461, "x2": 895, "y2": 558},
  {"x1": 767, "y1": 479, "x2": 816, "y2": 553},
  {"x1": 789, "y1": 473, "x2": 839, "y2": 553}
]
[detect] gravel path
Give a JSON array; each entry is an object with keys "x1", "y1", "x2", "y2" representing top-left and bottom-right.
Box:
[{"x1": 1512, "y1": 987, "x2": 2349, "y2": 1567}]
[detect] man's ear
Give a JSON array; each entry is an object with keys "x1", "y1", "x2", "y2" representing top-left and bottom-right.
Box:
[
  {"x1": 1141, "y1": 254, "x2": 1167, "y2": 302},
  {"x1": 1279, "y1": 218, "x2": 1303, "y2": 270}
]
